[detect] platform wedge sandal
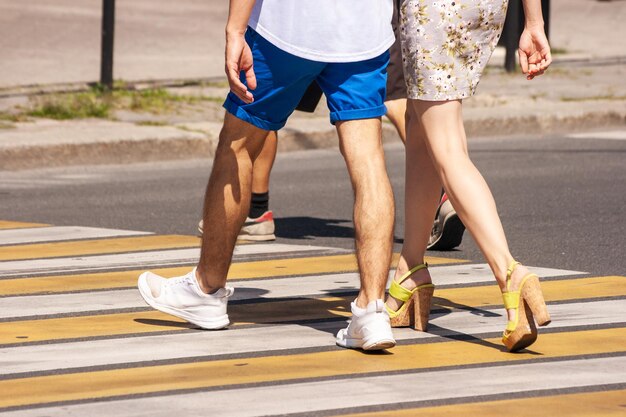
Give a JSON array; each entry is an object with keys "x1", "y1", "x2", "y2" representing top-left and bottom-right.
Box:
[
  {"x1": 385, "y1": 263, "x2": 435, "y2": 331},
  {"x1": 502, "y1": 261, "x2": 551, "y2": 352}
]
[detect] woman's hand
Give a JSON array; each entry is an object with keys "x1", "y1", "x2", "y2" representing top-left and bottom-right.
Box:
[{"x1": 518, "y1": 25, "x2": 552, "y2": 80}]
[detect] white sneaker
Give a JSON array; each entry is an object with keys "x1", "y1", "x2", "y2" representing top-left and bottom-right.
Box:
[
  {"x1": 137, "y1": 268, "x2": 233, "y2": 330},
  {"x1": 336, "y1": 299, "x2": 396, "y2": 350}
]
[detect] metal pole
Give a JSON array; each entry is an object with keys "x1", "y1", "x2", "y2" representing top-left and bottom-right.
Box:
[
  {"x1": 543, "y1": 0, "x2": 550, "y2": 40},
  {"x1": 504, "y1": 0, "x2": 521, "y2": 72},
  {"x1": 100, "y1": 0, "x2": 115, "y2": 89}
]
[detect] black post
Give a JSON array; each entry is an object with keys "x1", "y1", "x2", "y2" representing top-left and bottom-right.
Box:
[
  {"x1": 543, "y1": 0, "x2": 550, "y2": 40},
  {"x1": 504, "y1": 0, "x2": 521, "y2": 73},
  {"x1": 100, "y1": 0, "x2": 115, "y2": 89}
]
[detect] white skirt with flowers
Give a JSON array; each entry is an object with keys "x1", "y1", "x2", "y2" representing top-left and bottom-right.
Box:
[{"x1": 400, "y1": 0, "x2": 508, "y2": 101}]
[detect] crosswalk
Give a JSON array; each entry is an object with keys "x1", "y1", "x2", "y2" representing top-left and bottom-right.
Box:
[{"x1": 0, "y1": 220, "x2": 624, "y2": 416}]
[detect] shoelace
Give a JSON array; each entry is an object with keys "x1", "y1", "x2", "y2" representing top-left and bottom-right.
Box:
[{"x1": 163, "y1": 275, "x2": 193, "y2": 288}]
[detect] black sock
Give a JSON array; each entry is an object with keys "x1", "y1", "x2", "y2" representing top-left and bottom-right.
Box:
[{"x1": 249, "y1": 192, "x2": 269, "y2": 218}]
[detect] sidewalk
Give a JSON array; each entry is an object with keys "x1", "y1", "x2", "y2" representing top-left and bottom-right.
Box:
[
  {"x1": 1, "y1": 0, "x2": 626, "y2": 170},
  {"x1": 1, "y1": 56, "x2": 624, "y2": 170}
]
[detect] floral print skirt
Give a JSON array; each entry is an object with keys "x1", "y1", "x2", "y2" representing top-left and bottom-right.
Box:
[{"x1": 400, "y1": 0, "x2": 508, "y2": 101}]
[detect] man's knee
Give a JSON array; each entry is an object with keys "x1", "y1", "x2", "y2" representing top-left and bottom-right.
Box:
[
  {"x1": 217, "y1": 113, "x2": 268, "y2": 160},
  {"x1": 337, "y1": 119, "x2": 384, "y2": 159}
]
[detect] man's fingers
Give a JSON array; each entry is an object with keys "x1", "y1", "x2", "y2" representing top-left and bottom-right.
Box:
[
  {"x1": 245, "y1": 66, "x2": 257, "y2": 91},
  {"x1": 226, "y1": 66, "x2": 246, "y2": 93},
  {"x1": 226, "y1": 66, "x2": 253, "y2": 103},
  {"x1": 232, "y1": 84, "x2": 253, "y2": 103},
  {"x1": 542, "y1": 50, "x2": 552, "y2": 70},
  {"x1": 528, "y1": 50, "x2": 543, "y2": 64}
]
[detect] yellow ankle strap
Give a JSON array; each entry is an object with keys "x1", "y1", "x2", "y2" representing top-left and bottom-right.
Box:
[
  {"x1": 505, "y1": 260, "x2": 521, "y2": 291},
  {"x1": 388, "y1": 263, "x2": 428, "y2": 302},
  {"x1": 502, "y1": 291, "x2": 520, "y2": 309},
  {"x1": 503, "y1": 260, "x2": 523, "y2": 309},
  {"x1": 398, "y1": 263, "x2": 428, "y2": 285}
]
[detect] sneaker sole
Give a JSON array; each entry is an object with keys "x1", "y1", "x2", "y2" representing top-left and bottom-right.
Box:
[
  {"x1": 336, "y1": 337, "x2": 396, "y2": 351},
  {"x1": 137, "y1": 274, "x2": 230, "y2": 330},
  {"x1": 363, "y1": 338, "x2": 397, "y2": 351},
  {"x1": 197, "y1": 228, "x2": 275, "y2": 242},
  {"x1": 336, "y1": 332, "x2": 396, "y2": 351},
  {"x1": 237, "y1": 233, "x2": 276, "y2": 242},
  {"x1": 427, "y1": 213, "x2": 465, "y2": 251},
  {"x1": 237, "y1": 235, "x2": 276, "y2": 242}
]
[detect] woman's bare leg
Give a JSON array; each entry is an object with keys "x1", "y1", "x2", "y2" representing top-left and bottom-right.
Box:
[
  {"x1": 402, "y1": 99, "x2": 533, "y2": 320},
  {"x1": 385, "y1": 102, "x2": 441, "y2": 312}
]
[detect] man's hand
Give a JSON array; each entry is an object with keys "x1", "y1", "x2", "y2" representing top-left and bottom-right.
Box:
[
  {"x1": 225, "y1": 32, "x2": 257, "y2": 103},
  {"x1": 518, "y1": 25, "x2": 552, "y2": 80}
]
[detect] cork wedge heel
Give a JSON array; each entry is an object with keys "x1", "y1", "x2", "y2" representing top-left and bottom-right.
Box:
[
  {"x1": 385, "y1": 263, "x2": 435, "y2": 331},
  {"x1": 502, "y1": 261, "x2": 551, "y2": 352}
]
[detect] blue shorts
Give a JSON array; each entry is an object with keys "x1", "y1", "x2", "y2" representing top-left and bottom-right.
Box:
[{"x1": 223, "y1": 28, "x2": 389, "y2": 131}]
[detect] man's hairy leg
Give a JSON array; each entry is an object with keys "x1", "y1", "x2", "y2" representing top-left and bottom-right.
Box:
[
  {"x1": 196, "y1": 112, "x2": 268, "y2": 292},
  {"x1": 336, "y1": 118, "x2": 395, "y2": 308},
  {"x1": 251, "y1": 130, "x2": 277, "y2": 194}
]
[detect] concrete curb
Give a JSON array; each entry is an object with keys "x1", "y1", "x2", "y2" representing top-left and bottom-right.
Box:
[
  {"x1": 0, "y1": 119, "x2": 215, "y2": 170},
  {"x1": 0, "y1": 137, "x2": 217, "y2": 171},
  {"x1": 463, "y1": 110, "x2": 626, "y2": 138},
  {"x1": 1, "y1": 108, "x2": 624, "y2": 171}
]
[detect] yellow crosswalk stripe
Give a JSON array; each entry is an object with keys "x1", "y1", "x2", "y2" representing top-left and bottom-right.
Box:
[
  {"x1": 341, "y1": 388, "x2": 626, "y2": 417},
  {"x1": 0, "y1": 220, "x2": 49, "y2": 230},
  {"x1": 0, "y1": 235, "x2": 201, "y2": 261},
  {"x1": 0, "y1": 253, "x2": 461, "y2": 296},
  {"x1": 1, "y1": 276, "x2": 623, "y2": 346},
  {"x1": 0, "y1": 296, "x2": 348, "y2": 345},
  {"x1": 0, "y1": 328, "x2": 623, "y2": 409}
]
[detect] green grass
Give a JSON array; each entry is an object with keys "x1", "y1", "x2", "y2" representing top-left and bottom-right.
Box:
[
  {"x1": 0, "y1": 112, "x2": 27, "y2": 122},
  {"x1": 22, "y1": 84, "x2": 224, "y2": 120},
  {"x1": 551, "y1": 47, "x2": 569, "y2": 55},
  {"x1": 175, "y1": 125, "x2": 207, "y2": 135},
  {"x1": 118, "y1": 88, "x2": 222, "y2": 112},
  {"x1": 27, "y1": 91, "x2": 111, "y2": 119},
  {"x1": 135, "y1": 120, "x2": 169, "y2": 127},
  {"x1": 199, "y1": 80, "x2": 230, "y2": 89}
]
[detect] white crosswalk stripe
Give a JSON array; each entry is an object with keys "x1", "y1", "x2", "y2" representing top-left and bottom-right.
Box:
[
  {"x1": 0, "y1": 243, "x2": 342, "y2": 277},
  {"x1": 0, "y1": 265, "x2": 584, "y2": 320},
  {"x1": 0, "y1": 226, "x2": 151, "y2": 246}
]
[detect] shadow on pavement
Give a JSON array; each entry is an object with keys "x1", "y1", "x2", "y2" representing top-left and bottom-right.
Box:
[
  {"x1": 275, "y1": 216, "x2": 403, "y2": 243},
  {"x1": 428, "y1": 297, "x2": 545, "y2": 354}
]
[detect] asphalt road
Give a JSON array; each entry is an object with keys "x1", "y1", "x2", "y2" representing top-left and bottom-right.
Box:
[{"x1": 1, "y1": 129, "x2": 624, "y2": 277}]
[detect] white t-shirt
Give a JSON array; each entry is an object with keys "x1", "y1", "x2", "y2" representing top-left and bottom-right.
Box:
[{"x1": 248, "y1": 0, "x2": 394, "y2": 63}]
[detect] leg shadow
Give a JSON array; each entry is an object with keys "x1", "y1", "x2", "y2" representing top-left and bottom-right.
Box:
[{"x1": 275, "y1": 216, "x2": 403, "y2": 243}]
